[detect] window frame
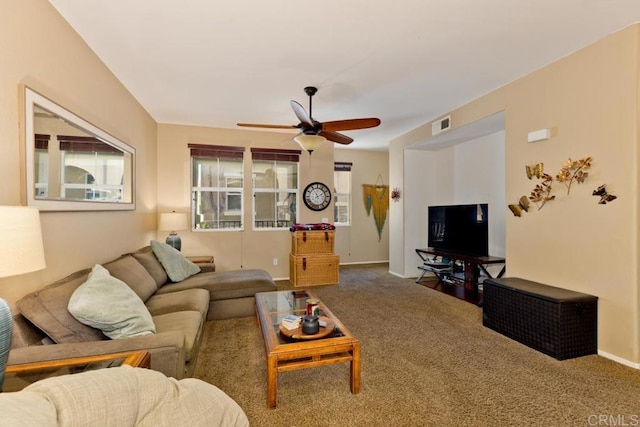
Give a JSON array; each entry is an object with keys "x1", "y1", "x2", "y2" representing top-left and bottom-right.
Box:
[
  {"x1": 251, "y1": 148, "x2": 301, "y2": 231},
  {"x1": 189, "y1": 144, "x2": 245, "y2": 232},
  {"x1": 334, "y1": 162, "x2": 353, "y2": 226}
]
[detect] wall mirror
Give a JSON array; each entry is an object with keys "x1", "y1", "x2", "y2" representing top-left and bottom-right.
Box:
[{"x1": 23, "y1": 87, "x2": 135, "y2": 211}]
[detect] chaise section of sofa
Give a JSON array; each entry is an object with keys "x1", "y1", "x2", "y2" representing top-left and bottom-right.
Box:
[
  {"x1": 131, "y1": 246, "x2": 277, "y2": 320},
  {"x1": 8, "y1": 245, "x2": 277, "y2": 379}
]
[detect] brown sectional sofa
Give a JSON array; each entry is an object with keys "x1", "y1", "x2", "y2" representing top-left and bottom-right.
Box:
[{"x1": 8, "y1": 246, "x2": 277, "y2": 379}]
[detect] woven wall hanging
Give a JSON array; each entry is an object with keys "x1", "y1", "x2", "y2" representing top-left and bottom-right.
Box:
[{"x1": 362, "y1": 175, "x2": 389, "y2": 240}]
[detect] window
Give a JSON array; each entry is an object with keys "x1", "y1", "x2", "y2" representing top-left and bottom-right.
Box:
[
  {"x1": 58, "y1": 135, "x2": 125, "y2": 202},
  {"x1": 34, "y1": 134, "x2": 49, "y2": 198},
  {"x1": 251, "y1": 148, "x2": 301, "y2": 229},
  {"x1": 190, "y1": 144, "x2": 245, "y2": 230},
  {"x1": 334, "y1": 162, "x2": 352, "y2": 225}
]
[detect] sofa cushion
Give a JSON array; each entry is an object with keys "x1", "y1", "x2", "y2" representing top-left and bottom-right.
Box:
[
  {"x1": 68, "y1": 265, "x2": 156, "y2": 339},
  {"x1": 145, "y1": 289, "x2": 210, "y2": 318},
  {"x1": 103, "y1": 255, "x2": 158, "y2": 302},
  {"x1": 150, "y1": 240, "x2": 200, "y2": 282},
  {"x1": 131, "y1": 246, "x2": 169, "y2": 288},
  {"x1": 153, "y1": 311, "x2": 203, "y2": 363},
  {"x1": 17, "y1": 269, "x2": 106, "y2": 343},
  {"x1": 156, "y1": 269, "x2": 277, "y2": 301}
]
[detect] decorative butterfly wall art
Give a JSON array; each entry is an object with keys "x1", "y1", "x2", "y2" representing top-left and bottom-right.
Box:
[
  {"x1": 525, "y1": 163, "x2": 544, "y2": 180},
  {"x1": 592, "y1": 184, "x2": 617, "y2": 204},
  {"x1": 508, "y1": 196, "x2": 530, "y2": 217}
]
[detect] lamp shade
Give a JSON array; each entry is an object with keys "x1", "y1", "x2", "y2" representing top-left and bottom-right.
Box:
[
  {"x1": 0, "y1": 206, "x2": 46, "y2": 278},
  {"x1": 294, "y1": 134, "x2": 326, "y2": 153},
  {"x1": 159, "y1": 212, "x2": 188, "y2": 232}
]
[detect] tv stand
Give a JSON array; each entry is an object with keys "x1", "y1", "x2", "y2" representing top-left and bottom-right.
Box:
[{"x1": 415, "y1": 248, "x2": 506, "y2": 305}]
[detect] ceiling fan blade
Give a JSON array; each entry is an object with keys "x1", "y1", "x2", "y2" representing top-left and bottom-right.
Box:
[
  {"x1": 290, "y1": 100, "x2": 314, "y2": 127},
  {"x1": 321, "y1": 118, "x2": 381, "y2": 132},
  {"x1": 237, "y1": 123, "x2": 298, "y2": 129},
  {"x1": 319, "y1": 131, "x2": 354, "y2": 145}
]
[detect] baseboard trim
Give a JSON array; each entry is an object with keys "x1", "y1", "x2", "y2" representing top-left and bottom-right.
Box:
[
  {"x1": 598, "y1": 350, "x2": 640, "y2": 369},
  {"x1": 274, "y1": 261, "x2": 389, "y2": 283},
  {"x1": 339, "y1": 260, "x2": 389, "y2": 266},
  {"x1": 388, "y1": 270, "x2": 409, "y2": 279}
]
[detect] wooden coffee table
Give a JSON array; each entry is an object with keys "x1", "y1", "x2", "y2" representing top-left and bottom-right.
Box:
[{"x1": 255, "y1": 289, "x2": 360, "y2": 408}]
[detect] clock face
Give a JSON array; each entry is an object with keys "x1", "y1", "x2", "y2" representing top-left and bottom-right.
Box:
[{"x1": 303, "y1": 182, "x2": 332, "y2": 211}]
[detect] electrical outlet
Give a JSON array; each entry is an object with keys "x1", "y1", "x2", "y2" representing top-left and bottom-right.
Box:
[{"x1": 273, "y1": 258, "x2": 278, "y2": 266}]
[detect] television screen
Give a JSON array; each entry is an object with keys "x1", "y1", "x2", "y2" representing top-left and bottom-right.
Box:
[{"x1": 428, "y1": 204, "x2": 488, "y2": 256}]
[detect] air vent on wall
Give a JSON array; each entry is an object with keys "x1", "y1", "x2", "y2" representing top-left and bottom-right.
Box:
[{"x1": 431, "y1": 115, "x2": 451, "y2": 136}]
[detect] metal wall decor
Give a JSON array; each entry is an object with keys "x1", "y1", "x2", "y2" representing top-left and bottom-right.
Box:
[
  {"x1": 509, "y1": 155, "x2": 615, "y2": 217},
  {"x1": 529, "y1": 171, "x2": 555, "y2": 210},
  {"x1": 592, "y1": 184, "x2": 617, "y2": 204},
  {"x1": 556, "y1": 157, "x2": 592, "y2": 194},
  {"x1": 508, "y1": 196, "x2": 530, "y2": 217},
  {"x1": 391, "y1": 187, "x2": 401, "y2": 202}
]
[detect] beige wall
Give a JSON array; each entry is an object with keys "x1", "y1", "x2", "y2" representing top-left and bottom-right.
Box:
[
  {"x1": 334, "y1": 149, "x2": 390, "y2": 264},
  {"x1": 0, "y1": 0, "x2": 158, "y2": 307},
  {"x1": 157, "y1": 125, "x2": 390, "y2": 277},
  {"x1": 157, "y1": 124, "x2": 337, "y2": 279},
  {"x1": 391, "y1": 25, "x2": 640, "y2": 365}
]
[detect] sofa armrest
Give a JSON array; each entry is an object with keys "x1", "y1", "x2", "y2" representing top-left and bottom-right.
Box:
[{"x1": 7, "y1": 331, "x2": 187, "y2": 379}]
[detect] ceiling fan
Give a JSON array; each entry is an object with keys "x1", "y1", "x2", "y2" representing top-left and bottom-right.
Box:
[{"x1": 237, "y1": 86, "x2": 381, "y2": 153}]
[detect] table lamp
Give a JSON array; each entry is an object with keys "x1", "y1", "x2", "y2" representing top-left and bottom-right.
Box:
[
  {"x1": 159, "y1": 212, "x2": 188, "y2": 251},
  {"x1": 0, "y1": 206, "x2": 46, "y2": 390}
]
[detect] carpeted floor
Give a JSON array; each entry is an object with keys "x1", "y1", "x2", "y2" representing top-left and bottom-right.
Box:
[{"x1": 194, "y1": 264, "x2": 640, "y2": 426}]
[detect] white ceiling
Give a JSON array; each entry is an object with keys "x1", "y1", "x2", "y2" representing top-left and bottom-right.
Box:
[{"x1": 48, "y1": 0, "x2": 640, "y2": 151}]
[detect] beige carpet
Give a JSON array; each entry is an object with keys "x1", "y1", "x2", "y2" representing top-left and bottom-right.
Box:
[{"x1": 194, "y1": 264, "x2": 640, "y2": 426}]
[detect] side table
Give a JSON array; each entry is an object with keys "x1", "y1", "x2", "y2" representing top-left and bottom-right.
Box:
[
  {"x1": 186, "y1": 255, "x2": 215, "y2": 272},
  {"x1": 3, "y1": 351, "x2": 150, "y2": 392}
]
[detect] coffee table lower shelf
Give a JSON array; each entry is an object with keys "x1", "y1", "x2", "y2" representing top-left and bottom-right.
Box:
[{"x1": 267, "y1": 343, "x2": 361, "y2": 408}]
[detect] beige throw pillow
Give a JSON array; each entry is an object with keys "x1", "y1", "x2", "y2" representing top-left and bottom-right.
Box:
[
  {"x1": 150, "y1": 240, "x2": 201, "y2": 282},
  {"x1": 67, "y1": 264, "x2": 156, "y2": 339}
]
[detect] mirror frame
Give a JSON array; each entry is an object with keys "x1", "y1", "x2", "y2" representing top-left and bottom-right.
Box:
[{"x1": 22, "y1": 86, "x2": 136, "y2": 211}]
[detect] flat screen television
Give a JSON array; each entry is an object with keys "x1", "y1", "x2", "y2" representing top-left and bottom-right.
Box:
[{"x1": 428, "y1": 203, "x2": 488, "y2": 256}]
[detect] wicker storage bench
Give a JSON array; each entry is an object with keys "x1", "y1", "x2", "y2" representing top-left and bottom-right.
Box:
[
  {"x1": 482, "y1": 277, "x2": 598, "y2": 360},
  {"x1": 290, "y1": 230, "x2": 339, "y2": 286}
]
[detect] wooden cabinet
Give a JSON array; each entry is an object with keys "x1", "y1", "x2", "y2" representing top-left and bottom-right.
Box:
[{"x1": 290, "y1": 230, "x2": 339, "y2": 286}]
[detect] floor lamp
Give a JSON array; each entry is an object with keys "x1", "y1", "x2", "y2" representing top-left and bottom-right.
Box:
[{"x1": 0, "y1": 206, "x2": 46, "y2": 390}]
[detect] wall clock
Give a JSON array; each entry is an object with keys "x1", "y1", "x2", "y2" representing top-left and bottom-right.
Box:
[{"x1": 303, "y1": 182, "x2": 332, "y2": 211}]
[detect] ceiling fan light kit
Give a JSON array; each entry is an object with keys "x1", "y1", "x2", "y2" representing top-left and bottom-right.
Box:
[
  {"x1": 294, "y1": 134, "x2": 326, "y2": 154},
  {"x1": 237, "y1": 86, "x2": 381, "y2": 151}
]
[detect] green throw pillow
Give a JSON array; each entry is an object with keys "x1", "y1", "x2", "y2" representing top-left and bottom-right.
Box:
[
  {"x1": 150, "y1": 240, "x2": 201, "y2": 282},
  {"x1": 67, "y1": 264, "x2": 156, "y2": 339}
]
